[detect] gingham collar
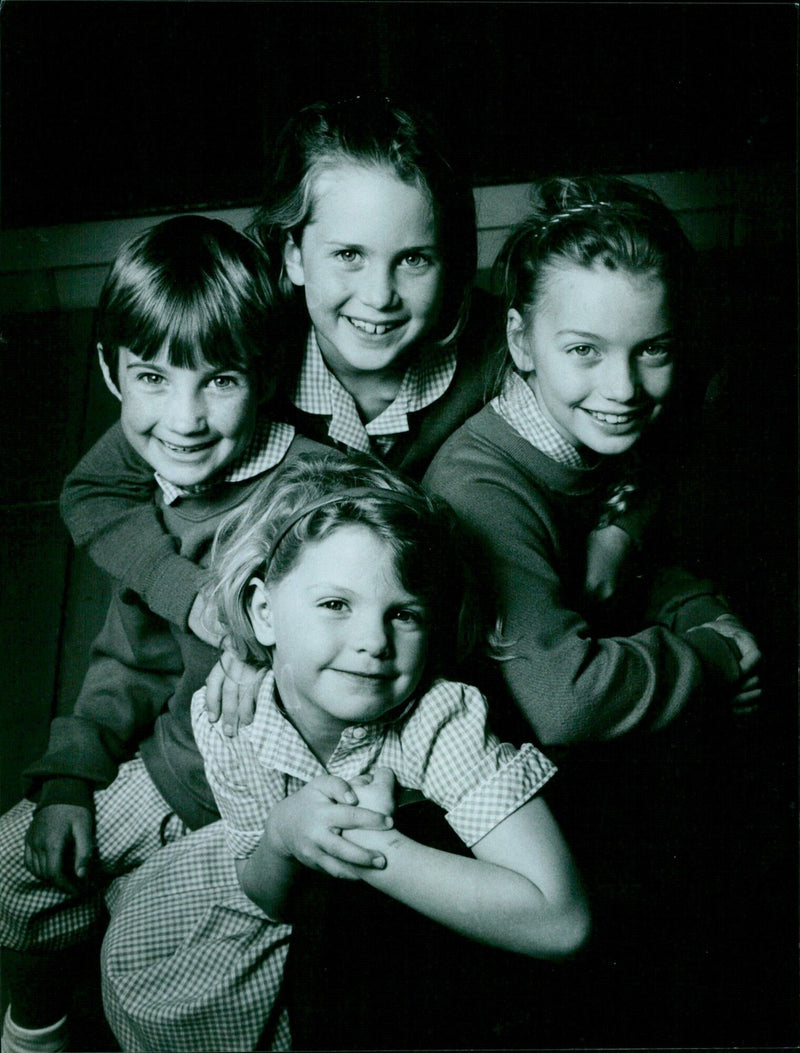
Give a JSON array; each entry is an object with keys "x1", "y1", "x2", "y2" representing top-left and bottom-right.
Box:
[
  {"x1": 292, "y1": 329, "x2": 457, "y2": 454},
  {"x1": 155, "y1": 418, "x2": 295, "y2": 505},
  {"x1": 254, "y1": 671, "x2": 392, "y2": 782},
  {"x1": 491, "y1": 370, "x2": 590, "y2": 468}
]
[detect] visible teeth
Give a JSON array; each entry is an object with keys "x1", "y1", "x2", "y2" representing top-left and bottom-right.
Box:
[
  {"x1": 162, "y1": 440, "x2": 211, "y2": 453},
  {"x1": 347, "y1": 317, "x2": 397, "y2": 336},
  {"x1": 590, "y1": 412, "x2": 634, "y2": 424}
]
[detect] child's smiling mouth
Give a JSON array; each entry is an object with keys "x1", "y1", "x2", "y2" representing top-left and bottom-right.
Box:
[
  {"x1": 333, "y1": 668, "x2": 394, "y2": 681},
  {"x1": 583, "y1": 408, "x2": 648, "y2": 426},
  {"x1": 158, "y1": 437, "x2": 217, "y2": 454},
  {"x1": 344, "y1": 316, "x2": 404, "y2": 337}
]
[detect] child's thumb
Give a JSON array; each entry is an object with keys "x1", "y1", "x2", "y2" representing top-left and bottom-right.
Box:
[{"x1": 370, "y1": 766, "x2": 396, "y2": 791}]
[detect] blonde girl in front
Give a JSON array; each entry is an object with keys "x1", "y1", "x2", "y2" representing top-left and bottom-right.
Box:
[{"x1": 100, "y1": 455, "x2": 589, "y2": 1052}]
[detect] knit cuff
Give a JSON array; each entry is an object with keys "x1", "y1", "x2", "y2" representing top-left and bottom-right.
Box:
[
  {"x1": 682, "y1": 625, "x2": 742, "y2": 688},
  {"x1": 34, "y1": 777, "x2": 94, "y2": 813}
]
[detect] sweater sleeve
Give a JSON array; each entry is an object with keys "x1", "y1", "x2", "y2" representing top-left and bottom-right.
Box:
[
  {"x1": 23, "y1": 588, "x2": 183, "y2": 805},
  {"x1": 59, "y1": 422, "x2": 205, "y2": 629},
  {"x1": 426, "y1": 450, "x2": 741, "y2": 746}
]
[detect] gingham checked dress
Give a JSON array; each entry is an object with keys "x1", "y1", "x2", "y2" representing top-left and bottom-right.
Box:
[{"x1": 101, "y1": 673, "x2": 557, "y2": 1051}]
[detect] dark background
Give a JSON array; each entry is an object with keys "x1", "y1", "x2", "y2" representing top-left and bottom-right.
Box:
[
  {"x1": 2, "y1": 1, "x2": 796, "y2": 227},
  {"x1": 0, "y1": 4, "x2": 797, "y2": 1049}
]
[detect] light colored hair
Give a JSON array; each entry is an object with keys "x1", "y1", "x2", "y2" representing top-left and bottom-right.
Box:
[{"x1": 206, "y1": 453, "x2": 480, "y2": 677}]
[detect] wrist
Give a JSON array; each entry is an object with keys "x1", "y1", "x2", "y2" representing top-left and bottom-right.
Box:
[
  {"x1": 263, "y1": 811, "x2": 295, "y2": 862},
  {"x1": 343, "y1": 825, "x2": 404, "y2": 853}
]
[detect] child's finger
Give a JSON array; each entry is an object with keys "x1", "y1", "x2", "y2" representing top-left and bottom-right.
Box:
[
  {"x1": 72, "y1": 819, "x2": 95, "y2": 880},
  {"x1": 733, "y1": 701, "x2": 760, "y2": 716},
  {"x1": 313, "y1": 774, "x2": 360, "y2": 805},
  {"x1": 314, "y1": 856, "x2": 369, "y2": 881},
  {"x1": 220, "y1": 676, "x2": 242, "y2": 737},
  {"x1": 349, "y1": 773, "x2": 375, "y2": 789},
  {"x1": 326, "y1": 803, "x2": 394, "y2": 831},
  {"x1": 203, "y1": 661, "x2": 225, "y2": 722},
  {"x1": 736, "y1": 638, "x2": 762, "y2": 675},
  {"x1": 237, "y1": 679, "x2": 260, "y2": 727},
  {"x1": 42, "y1": 839, "x2": 80, "y2": 894},
  {"x1": 733, "y1": 686, "x2": 762, "y2": 705},
  {"x1": 317, "y1": 832, "x2": 387, "y2": 871},
  {"x1": 738, "y1": 673, "x2": 760, "y2": 691}
]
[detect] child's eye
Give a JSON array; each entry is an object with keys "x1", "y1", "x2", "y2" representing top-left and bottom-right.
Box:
[
  {"x1": 208, "y1": 374, "x2": 241, "y2": 390},
  {"x1": 334, "y1": 249, "x2": 360, "y2": 264},
  {"x1": 137, "y1": 372, "x2": 166, "y2": 385},
  {"x1": 567, "y1": 345, "x2": 599, "y2": 359},
  {"x1": 319, "y1": 599, "x2": 347, "y2": 612},
  {"x1": 638, "y1": 343, "x2": 673, "y2": 361},
  {"x1": 400, "y1": 252, "x2": 432, "y2": 269},
  {"x1": 391, "y1": 608, "x2": 427, "y2": 628}
]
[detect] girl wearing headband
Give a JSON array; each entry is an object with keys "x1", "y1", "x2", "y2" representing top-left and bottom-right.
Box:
[
  {"x1": 424, "y1": 174, "x2": 762, "y2": 1040},
  {"x1": 100, "y1": 454, "x2": 589, "y2": 1051}
]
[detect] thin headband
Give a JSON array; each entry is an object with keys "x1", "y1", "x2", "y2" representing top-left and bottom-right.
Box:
[
  {"x1": 540, "y1": 201, "x2": 612, "y2": 236},
  {"x1": 264, "y1": 487, "x2": 428, "y2": 573}
]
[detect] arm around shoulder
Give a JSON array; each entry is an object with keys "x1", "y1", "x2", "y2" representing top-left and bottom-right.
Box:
[{"x1": 60, "y1": 422, "x2": 205, "y2": 628}]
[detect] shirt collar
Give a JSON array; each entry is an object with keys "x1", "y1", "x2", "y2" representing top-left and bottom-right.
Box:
[
  {"x1": 292, "y1": 329, "x2": 457, "y2": 455},
  {"x1": 155, "y1": 418, "x2": 295, "y2": 505},
  {"x1": 253, "y1": 671, "x2": 388, "y2": 781},
  {"x1": 491, "y1": 371, "x2": 590, "y2": 468}
]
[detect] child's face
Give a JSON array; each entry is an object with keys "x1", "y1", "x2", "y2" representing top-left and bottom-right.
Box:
[
  {"x1": 507, "y1": 262, "x2": 674, "y2": 456},
  {"x1": 283, "y1": 163, "x2": 444, "y2": 384},
  {"x1": 250, "y1": 524, "x2": 429, "y2": 746},
  {"x1": 100, "y1": 345, "x2": 258, "y2": 487}
]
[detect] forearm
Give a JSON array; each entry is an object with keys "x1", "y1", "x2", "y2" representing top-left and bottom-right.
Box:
[
  {"x1": 344, "y1": 827, "x2": 586, "y2": 959},
  {"x1": 236, "y1": 837, "x2": 299, "y2": 922},
  {"x1": 60, "y1": 423, "x2": 203, "y2": 628}
]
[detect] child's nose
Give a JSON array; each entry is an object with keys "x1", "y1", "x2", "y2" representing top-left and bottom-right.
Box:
[
  {"x1": 358, "y1": 264, "x2": 398, "y2": 311},
  {"x1": 168, "y1": 391, "x2": 207, "y2": 433},
  {"x1": 602, "y1": 355, "x2": 640, "y2": 403},
  {"x1": 355, "y1": 615, "x2": 391, "y2": 658}
]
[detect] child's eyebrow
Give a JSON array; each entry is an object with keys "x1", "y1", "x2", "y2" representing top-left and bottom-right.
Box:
[
  {"x1": 308, "y1": 582, "x2": 426, "y2": 605},
  {"x1": 323, "y1": 238, "x2": 440, "y2": 253},
  {"x1": 555, "y1": 329, "x2": 604, "y2": 340},
  {"x1": 125, "y1": 357, "x2": 165, "y2": 371},
  {"x1": 556, "y1": 328, "x2": 673, "y2": 341}
]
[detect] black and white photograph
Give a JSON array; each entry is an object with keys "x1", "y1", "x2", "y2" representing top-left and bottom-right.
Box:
[{"x1": 0, "y1": 3, "x2": 796, "y2": 1051}]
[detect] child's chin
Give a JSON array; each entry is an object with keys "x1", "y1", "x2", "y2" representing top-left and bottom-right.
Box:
[{"x1": 587, "y1": 433, "x2": 643, "y2": 457}]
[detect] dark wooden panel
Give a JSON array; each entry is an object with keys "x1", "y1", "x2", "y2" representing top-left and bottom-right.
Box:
[
  {"x1": 2, "y1": 3, "x2": 795, "y2": 226},
  {"x1": 0, "y1": 506, "x2": 70, "y2": 809}
]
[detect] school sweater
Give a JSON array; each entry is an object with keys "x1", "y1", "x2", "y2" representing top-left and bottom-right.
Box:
[
  {"x1": 26, "y1": 434, "x2": 330, "y2": 828},
  {"x1": 423, "y1": 404, "x2": 742, "y2": 745}
]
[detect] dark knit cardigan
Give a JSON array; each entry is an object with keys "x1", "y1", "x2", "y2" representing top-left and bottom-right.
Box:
[
  {"x1": 423, "y1": 404, "x2": 742, "y2": 745},
  {"x1": 27, "y1": 435, "x2": 328, "y2": 828}
]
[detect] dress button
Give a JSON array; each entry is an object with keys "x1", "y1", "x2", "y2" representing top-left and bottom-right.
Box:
[{"x1": 350, "y1": 726, "x2": 367, "y2": 740}]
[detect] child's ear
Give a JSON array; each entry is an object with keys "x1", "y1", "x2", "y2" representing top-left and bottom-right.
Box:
[
  {"x1": 248, "y1": 578, "x2": 276, "y2": 647},
  {"x1": 97, "y1": 344, "x2": 122, "y2": 401},
  {"x1": 506, "y1": 309, "x2": 535, "y2": 374},
  {"x1": 283, "y1": 233, "x2": 306, "y2": 287}
]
